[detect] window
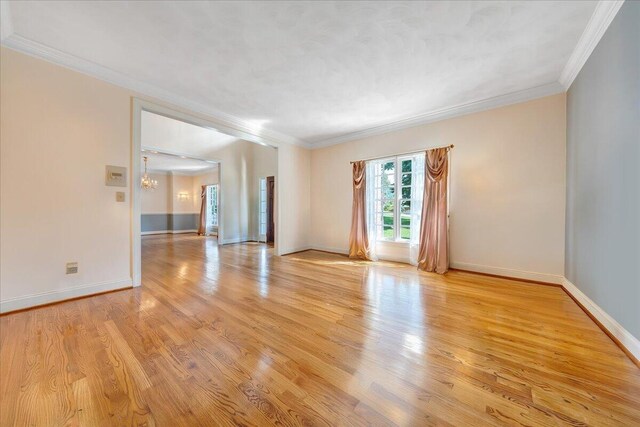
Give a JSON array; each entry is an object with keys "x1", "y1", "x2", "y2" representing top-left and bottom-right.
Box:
[
  {"x1": 207, "y1": 184, "x2": 218, "y2": 227},
  {"x1": 370, "y1": 154, "x2": 424, "y2": 242},
  {"x1": 259, "y1": 178, "x2": 267, "y2": 240}
]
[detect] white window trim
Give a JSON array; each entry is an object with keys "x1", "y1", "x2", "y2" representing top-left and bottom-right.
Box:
[
  {"x1": 208, "y1": 184, "x2": 219, "y2": 228},
  {"x1": 371, "y1": 155, "x2": 419, "y2": 245}
]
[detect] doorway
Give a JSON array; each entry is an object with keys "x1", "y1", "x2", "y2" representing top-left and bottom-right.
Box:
[
  {"x1": 258, "y1": 176, "x2": 275, "y2": 244},
  {"x1": 205, "y1": 184, "x2": 219, "y2": 236},
  {"x1": 132, "y1": 99, "x2": 279, "y2": 287},
  {"x1": 266, "y1": 176, "x2": 275, "y2": 244}
]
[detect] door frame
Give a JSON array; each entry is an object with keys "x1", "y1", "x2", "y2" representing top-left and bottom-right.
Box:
[
  {"x1": 131, "y1": 98, "x2": 280, "y2": 287},
  {"x1": 266, "y1": 176, "x2": 275, "y2": 244},
  {"x1": 258, "y1": 177, "x2": 267, "y2": 243}
]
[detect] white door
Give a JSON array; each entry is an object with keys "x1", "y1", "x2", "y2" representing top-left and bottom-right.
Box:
[{"x1": 206, "y1": 184, "x2": 218, "y2": 235}]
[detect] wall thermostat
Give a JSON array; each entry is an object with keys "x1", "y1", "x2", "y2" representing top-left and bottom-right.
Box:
[{"x1": 105, "y1": 165, "x2": 127, "y2": 187}]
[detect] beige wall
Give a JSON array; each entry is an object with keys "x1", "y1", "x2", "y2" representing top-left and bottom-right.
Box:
[
  {"x1": 192, "y1": 169, "x2": 218, "y2": 213},
  {"x1": 250, "y1": 143, "x2": 278, "y2": 240},
  {"x1": 170, "y1": 174, "x2": 197, "y2": 214},
  {"x1": 278, "y1": 144, "x2": 311, "y2": 253},
  {"x1": 142, "y1": 171, "x2": 219, "y2": 215},
  {"x1": 203, "y1": 139, "x2": 254, "y2": 243},
  {"x1": 1, "y1": 47, "x2": 132, "y2": 307},
  {"x1": 310, "y1": 94, "x2": 567, "y2": 281},
  {"x1": 0, "y1": 47, "x2": 309, "y2": 311},
  {"x1": 0, "y1": 42, "x2": 566, "y2": 312}
]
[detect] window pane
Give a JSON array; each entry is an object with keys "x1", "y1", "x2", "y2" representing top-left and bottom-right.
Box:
[
  {"x1": 381, "y1": 185, "x2": 395, "y2": 198},
  {"x1": 401, "y1": 173, "x2": 411, "y2": 186},
  {"x1": 400, "y1": 214, "x2": 411, "y2": 229},
  {"x1": 383, "y1": 225, "x2": 394, "y2": 240},
  {"x1": 382, "y1": 201, "x2": 394, "y2": 213},
  {"x1": 401, "y1": 186, "x2": 411, "y2": 199},
  {"x1": 402, "y1": 159, "x2": 412, "y2": 173},
  {"x1": 400, "y1": 200, "x2": 411, "y2": 214},
  {"x1": 400, "y1": 226, "x2": 410, "y2": 240},
  {"x1": 382, "y1": 211, "x2": 393, "y2": 227},
  {"x1": 381, "y1": 172, "x2": 395, "y2": 187}
]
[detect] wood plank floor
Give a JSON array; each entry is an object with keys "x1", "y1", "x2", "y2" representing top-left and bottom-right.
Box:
[{"x1": 1, "y1": 234, "x2": 639, "y2": 426}]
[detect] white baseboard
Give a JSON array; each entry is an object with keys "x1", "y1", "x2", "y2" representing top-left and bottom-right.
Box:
[
  {"x1": 219, "y1": 236, "x2": 255, "y2": 245},
  {"x1": 308, "y1": 245, "x2": 348, "y2": 255},
  {"x1": 561, "y1": 278, "x2": 640, "y2": 362},
  {"x1": 450, "y1": 261, "x2": 564, "y2": 284},
  {"x1": 280, "y1": 245, "x2": 313, "y2": 255},
  {"x1": 141, "y1": 229, "x2": 197, "y2": 235},
  {"x1": 0, "y1": 278, "x2": 132, "y2": 313},
  {"x1": 307, "y1": 245, "x2": 411, "y2": 263},
  {"x1": 307, "y1": 249, "x2": 564, "y2": 284}
]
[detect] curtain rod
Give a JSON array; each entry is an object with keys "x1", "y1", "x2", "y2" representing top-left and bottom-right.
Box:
[{"x1": 349, "y1": 144, "x2": 454, "y2": 164}]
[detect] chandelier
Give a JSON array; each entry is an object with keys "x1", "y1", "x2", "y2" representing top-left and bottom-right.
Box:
[{"x1": 141, "y1": 156, "x2": 158, "y2": 190}]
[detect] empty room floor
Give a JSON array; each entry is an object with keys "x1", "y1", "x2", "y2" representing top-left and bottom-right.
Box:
[{"x1": 1, "y1": 234, "x2": 638, "y2": 426}]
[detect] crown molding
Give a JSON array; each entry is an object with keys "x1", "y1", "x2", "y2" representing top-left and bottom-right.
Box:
[
  {"x1": 309, "y1": 81, "x2": 565, "y2": 149},
  {"x1": 0, "y1": 34, "x2": 309, "y2": 148},
  {"x1": 2, "y1": 0, "x2": 615, "y2": 151},
  {"x1": 148, "y1": 168, "x2": 217, "y2": 176},
  {"x1": 559, "y1": 0, "x2": 624, "y2": 90},
  {"x1": 149, "y1": 169, "x2": 215, "y2": 176}
]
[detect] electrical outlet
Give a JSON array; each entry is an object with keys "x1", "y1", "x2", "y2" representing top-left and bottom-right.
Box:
[
  {"x1": 66, "y1": 262, "x2": 78, "y2": 274},
  {"x1": 116, "y1": 191, "x2": 125, "y2": 202}
]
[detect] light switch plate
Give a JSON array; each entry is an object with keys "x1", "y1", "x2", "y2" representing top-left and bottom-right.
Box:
[
  {"x1": 66, "y1": 262, "x2": 78, "y2": 274},
  {"x1": 116, "y1": 191, "x2": 125, "y2": 202},
  {"x1": 105, "y1": 165, "x2": 127, "y2": 187}
]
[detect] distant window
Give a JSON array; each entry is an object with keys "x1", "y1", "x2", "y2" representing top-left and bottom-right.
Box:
[
  {"x1": 259, "y1": 178, "x2": 267, "y2": 239},
  {"x1": 207, "y1": 184, "x2": 218, "y2": 227},
  {"x1": 370, "y1": 154, "x2": 424, "y2": 242}
]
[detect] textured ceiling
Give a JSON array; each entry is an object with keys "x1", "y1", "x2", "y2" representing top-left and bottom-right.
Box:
[
  {"x1": 7, "y1": 1, "x2": 596, "y2": 145},
  {"x1": 141, "y1": 111, "x2": 238, "y2": 158},
  {"x1": 141, "y1": 152, "x2": 217, "y2": 175}
]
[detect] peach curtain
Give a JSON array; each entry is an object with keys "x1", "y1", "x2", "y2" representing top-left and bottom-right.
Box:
[
  {"x1": 417, "y1": 148, "x2": 449, "y2": 273},
  {"x1": 197, "y1": 185, "x2": 207, "y2": 236},
  {"x1": 349, "y1": 161, "x2": 372, "y2": 260}
]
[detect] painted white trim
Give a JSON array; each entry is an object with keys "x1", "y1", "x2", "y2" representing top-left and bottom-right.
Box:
[
  {"x1": 562, "y1": 277, "x2": 640, "y2": 361},
  {"x1": 132, "y1": 99, "x2": 143, "y2": 287},
  {"x1": 147, "y1": 168, "x2": 217, "y2": 177},
  {"x1": 305, "y1": 245, "x2": 409, "y2": 264},
  {"x1": 308, "y1": 246, "x2": 348, "y2": 255},
  {"x1": 1, "y1": 33, "x2": 564, "y2": 150},
  {"x1": 0, "y1": 34, "x2": 306, "y2": 148},
  {"x1": 0, "y1": 278, "x2": 131, "y2": 313},
  {"x1": 559, "y1": 1, "x2": 625, "y2": 89},
  {"x1": 219, "y1": 236, "x2": 256, "y2": 245},
  {"x1": 133, "y1": 99, "x2": 235, "y2": 287},
  {"x1": 306, "y1": 249, "x2": 564, "y2": 283},
  {"x1": 450, "y1": 262, "x2": 563, "y2": 284},
  {"x1": 279, "y1": 246, "x2": 313, "y2": 255},
  {"x1": 141, "y1": 212, "x2": 201, "y2": 215},
  {"x1": 141, "y1": 229, "x2": 198, "y2": 236},
  {"x1": 1, "y1": 2, "x2": 622, "y2": 150},
  {"x1": 309, "y1": 82, "x2": 565, "y2": 149}
]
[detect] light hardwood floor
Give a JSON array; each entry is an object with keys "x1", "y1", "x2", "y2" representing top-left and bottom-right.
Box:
[{"x1": 1, "y1": 234, "x2": 639, "y2": 426}]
